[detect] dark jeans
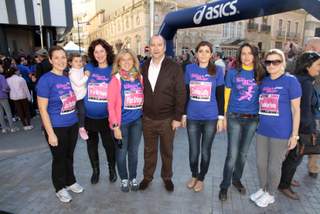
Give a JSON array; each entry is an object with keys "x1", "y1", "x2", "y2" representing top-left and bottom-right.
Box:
[
  {"x1": 278, "y1": 145, "x2": 304, "y2": 189},
  {"x1": 116, "y1": 118, "x2": 142, "y2": 180},
  {"x1": 187, "y1": 119, "x2": 217, "y2": 181},
  {"x1": 13, "y1": 99, "x2": 31, "y2": 126},
  {"x1": 142, "y1": 116, "x2": 175, "y2": 181},
  {"x1": 45, "y1": 122, "x2": 79, "y2": 192},
  {"x1": 85, "y1": 117, "x2": 116, "y2": 170},
  {"x1": 76, "y1": 99, "x2": 85, "y2": 128},
  {"x1": 220, "y1": 113, "x2": 258, "y2": 189}
]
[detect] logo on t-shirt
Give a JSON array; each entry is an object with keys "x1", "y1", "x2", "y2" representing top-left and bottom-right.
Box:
[
  {"x1": 88, "y1": 82, "x2": 108, "y2": 103},
  {"x1": 123, "y1": 82, "x2": 143, "y2": 110},
  {"x1": 60, "y1": 91, "x2": 76, "y2": 115},
  {"x1": 236, "y1": 77, "x2": 256, "y2": 101},
  {"x1": 190, "y1": 80, "x2": 212, "y2": 102}
]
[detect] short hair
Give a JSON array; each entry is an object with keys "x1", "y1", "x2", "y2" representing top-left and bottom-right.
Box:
[
  {"x1": 265, "y1": 49, "x2": 287, "y2": 71},
  {"x1": 48, "y1": 46, "x2": 67, "y2": 59},
  {"x1": 305, "y1": 37, "x2": 320, "y2": 51},
  {"x1": 68, "y1": 53, "x2": 81, "y2": 63},
  {"x1": 149, "y1": 35, "x2": 166, "y2": 47}
]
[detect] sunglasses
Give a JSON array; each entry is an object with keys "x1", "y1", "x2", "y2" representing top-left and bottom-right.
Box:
[{"x1": 264, "y1": 60, "x2": 282, "y2": 66}]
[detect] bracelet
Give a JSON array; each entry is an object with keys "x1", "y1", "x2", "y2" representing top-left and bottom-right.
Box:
[
  {"x1": 292, "y1": 135, "x2": 300, "y2": 140},
  {"x1": 112, "y1": 123, "x2": 119, "y2": 129},
  {"x1": 218, "y1": 115, "x2": 224, "y2": 120}
]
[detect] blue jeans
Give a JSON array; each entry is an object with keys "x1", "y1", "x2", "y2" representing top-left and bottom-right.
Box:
[
  {"x1": 187, "y1": 119, "x2": 217, "y2": 181},
  {"x1": 116, "y1": 118, "x2": 142, "y2": 180},
  {"x1": 220, "y1": 113, "x2": 258, "y2": 189}
]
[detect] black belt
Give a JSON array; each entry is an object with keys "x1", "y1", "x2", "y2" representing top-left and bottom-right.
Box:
[{"x1": 230, "y1": 112, "x2": 258, "y2": 118}]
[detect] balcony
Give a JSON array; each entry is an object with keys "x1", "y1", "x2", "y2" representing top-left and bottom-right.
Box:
[
  {"x1": 287, "y1": 32, "x2": 300, "y2": 39},
  {"x1": 260, "y1": 24, "x2": 271, "y2": 33},
  {"x1": 277, "y1": 31, "x2": 300, "y2": 40},
  {"x1": 276, "y1": 30, "x2": 286, "y2": 39},
  {"x1": 247, "y1": 23, "x2": 259, "y2": 32}
]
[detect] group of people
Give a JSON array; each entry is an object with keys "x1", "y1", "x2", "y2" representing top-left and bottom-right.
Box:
[{"x1": 34, "y1": 34, "x2": 320, "y2": 209}]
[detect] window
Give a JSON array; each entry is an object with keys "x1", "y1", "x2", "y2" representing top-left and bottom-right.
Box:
[
  {"x1": 237, "y1": 22, "x2": 242, "y2": 38},
  {"x1": 275, "y1": 41, "x2": 282, "y2": 49},
  {"x1": 230, "y1": 22, "x2": 235, "y2": 38},
  {"x1": 279, "y1": 19, "x2": 283, "y2": 31},
  {"x1": 295, "y1": 22, "x2": 299, "y2": 34},
  {"x1": 136, "y1": 15, "x2": 140, "y2": 25},
  {"x1": 287, "y1": 20, "x2": 291, "y2": 34},
  {"x1": 223, "y1": 24, "x2": 228, "y2": 38},
  {"x1": 262, "y1": 16, "x2": 268, "y2": 25}
]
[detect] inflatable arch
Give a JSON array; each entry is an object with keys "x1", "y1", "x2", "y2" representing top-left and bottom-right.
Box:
[{"x1": 158, "y1": 0, "x2": 320, "y2": 56}]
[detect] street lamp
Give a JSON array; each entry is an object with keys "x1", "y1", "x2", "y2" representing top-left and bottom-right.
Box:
[
  {"x1": 76, "y1": 18, "x2": 89, "y2": 53},
  {"x1": 36, "y1": 0, "x2": 44, "y2": 49}
]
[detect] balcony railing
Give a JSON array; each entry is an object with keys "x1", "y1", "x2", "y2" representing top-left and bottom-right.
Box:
[
  {"x1": 260, "y1": 24, "x2": 271, "y2": 33},
  {"x1": 277, "y1": 31, "x2": 300, "y2": 39},
  {"x1": 247, "y1": 23, "x2": 259, "y2": 31}
]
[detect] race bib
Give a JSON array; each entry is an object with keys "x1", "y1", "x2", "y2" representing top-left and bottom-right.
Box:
[
  {"x1": 259, "y1": 94, "x2": 280, "y2": 116},
  {"x1": 189, "y1": 81, "x2": 212, "y2": 102},
  {"x1": 124, "y1": 89, "x2": 143, "y2": 110},
  {"x1": 88, "y1": 82, "x2": 108, "y2": 103},
  {"x1": 60, "y1": 91, "x2": 76, "y2": 115}
]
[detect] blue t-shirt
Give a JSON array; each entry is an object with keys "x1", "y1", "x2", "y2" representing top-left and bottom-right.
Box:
[
  {"x1": 185, "y1": 64, "x2": 224, "y2": 120},
  {"x1": 17, "y1": 64, "x2": 31, "y2": 84},
  {"x1": 256, "y1": 73, "x2": 302, "y2": 139},
  {"x1": 84, "y1": 63, "x2": 112, "y2": 119},
  {"x1": 36, "y1": 72, "x2": 78, "y2": 127},
  {"x1": 121, "y1": 78, "x2": 143, "y2": 124},
  {"x1": 225, "y1": 68, "x2": 260, "y2": 114}
]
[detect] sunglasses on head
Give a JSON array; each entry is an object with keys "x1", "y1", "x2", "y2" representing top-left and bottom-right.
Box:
[{"x1": 264, "y1": 60, "x2": 282, "y2": 66}]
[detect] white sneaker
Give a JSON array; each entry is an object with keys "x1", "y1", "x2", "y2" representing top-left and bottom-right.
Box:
[
  {"x1": 10, "y1": 127, "x2": 19, "y2": 132},
  {"x1": 66, "y1": 183, "x2": 84, "y2": 193},
  {"x1": 26, "y1": 125, "x2": 34, "y2": 130},
  {"x1": 1, "y1": 128, "x2": 7, "y2": 134},
  {"x1": 130, "y1": 178, "x2": 139, "y2": 191},
  {"x1": 121, "y1": 179, "x2": 129, "y2": 192},
  {"x1": 250, "y1": 189, "x2": 265, "y2": 202},
  {"x1": 23, "y1": 126, "x2": 29, "y2": 131},
  {"x1": 56, "y1": 188, "x2": 72, "y2": 203},
  {"x1": 255, "y1": 192, "x2": 275, "y2": 208}
]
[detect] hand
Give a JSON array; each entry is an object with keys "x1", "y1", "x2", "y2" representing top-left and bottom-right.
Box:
[
  {"x1": 114, "y1": 127, "x2": 122, "y2": 140},
  {"x1": 181, "y1": 116, "x2": 187, "y2": 128},
  {"x1": 84, "y1": 70, "x2": 91, "y2": 77},
  {"x1": 217, "y1": 119, "x2": 224, "y2": 132},
  {"x1": 48, "y1": 133, "x2": 58, "y2": 147},
  {"x1": 288, "y1": 137, "x2": 298, "y2": 150},
  {"x1": 171, "y1": 120, "x2": 181, "y2": 131}
]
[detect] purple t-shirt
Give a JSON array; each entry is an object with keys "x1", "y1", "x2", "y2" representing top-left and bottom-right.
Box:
[
  {"x1": 185, "y1": 64, "x2": 224, "y2": 120},
  {"x1": 257, "y1": 73, "x2": 302, "y2": 139},
  {"x1": 37, "y1": 72, "x2": 78, "y2": 127}
]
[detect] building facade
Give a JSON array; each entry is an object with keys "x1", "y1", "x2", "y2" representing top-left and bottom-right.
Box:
[{"x1": 0, "y1": 0, "x2": 73, "y2": 55}]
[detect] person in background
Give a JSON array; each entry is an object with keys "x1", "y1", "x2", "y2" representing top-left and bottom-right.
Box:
[
  {"x1": 68, "y1": 53, "x2": 90, "y2": 140},
  {"x1": 37, "y1": 46, "x2": 83, "y2": 203},
  {"x1": 251, "y1": 49, "x2": 301, "y2": 207},
  {"x1": 278, "y1": 51, "x2": 320, "y2": 200},
  {"x1": 214, "y1": 52, "x2": 226, "y2": 74},
  {"x1": 182, "y1": 41, "x2": 225, "y2": 192},
  {"x1": 219, "y1": 43, "x2": 265, "y2": 201},
  {"x1": 108, "y1": 48, "x2": 143, "y2": 192},
  {"x1": 0, "y1": 71, "x2": 17, "y2": 133},
  {"x1": 6, "y1": 66, "x2": 33, "y2": 130}
]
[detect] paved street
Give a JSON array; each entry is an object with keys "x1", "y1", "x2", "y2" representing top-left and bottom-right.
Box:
[{"x1": 1, "y1": 118, "x2": 320, "y2": 214}]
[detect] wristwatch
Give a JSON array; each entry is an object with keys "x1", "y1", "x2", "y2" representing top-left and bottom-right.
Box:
[
  {"x1": 112, "y1": 123, "x2": 119, "y2": 129},
  {"x1": 292, "y1": 135, "x2": 300, "y2": 140}
]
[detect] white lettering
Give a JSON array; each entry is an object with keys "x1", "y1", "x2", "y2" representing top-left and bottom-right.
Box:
[{"x1": 193, "y1": 0, "x2": 238, "y2": 25}]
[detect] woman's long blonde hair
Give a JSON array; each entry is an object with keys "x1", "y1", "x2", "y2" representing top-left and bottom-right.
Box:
[{"x1": 112, "y1": 48, "x2": 140, "y2": 75}]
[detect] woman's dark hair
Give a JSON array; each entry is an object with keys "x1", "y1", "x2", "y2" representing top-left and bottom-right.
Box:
[
  {"x1": 6, "y1": 66, "x2": 18, "y2": 78},
  {"x1": 195, "y1": 41, "x2": 216, "y2": 76},
  {"x1": 294, "y1": 51, "x2": 320, "y2": 75},
  {"x1": 88, "y1": 38, "x2": 115, "y2": 67},
  {"x1": 48, "y1": 46, "x2": 67, "y2": 59},
  {"x1": 235, "y1": 43, "x2": 265, "y2": 84}
]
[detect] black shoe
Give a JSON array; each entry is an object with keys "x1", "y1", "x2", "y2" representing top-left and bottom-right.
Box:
[
  {"x1": 219, "y1": 189, "x2": 228, "y2": 201},
  {"x1": 232, "y1": 181, "x2": 246, "y2": 194},
  {"x1": 164, "y1": 180, "x2": 174, "y2": 192},
  {"x1": 139, "y1": 179, "x2": 151, "y2": 190},
  {"x1": 91, "y1": 167, "x2": 100, "y2": 184},
  {"x1": 109, "y1": 167, "x2": 117, "y2": 183},
  {"x1": 309, "y1": 172, "x2": 318, "y2": 178},
  {"x1": 279, "y1": 187, "x2": 300, "y2": 200}
]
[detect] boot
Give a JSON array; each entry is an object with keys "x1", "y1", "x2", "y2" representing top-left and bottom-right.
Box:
[
  {"x1": 109, "y1": 165, "x2": 117, "y2": 183},
  {"x1": 91, "y1": 166, "x2": 100, "y2": 184}
]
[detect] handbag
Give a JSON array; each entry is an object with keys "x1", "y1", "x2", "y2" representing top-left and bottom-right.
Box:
[{"x1": 297, "y1": 133, "x2": 320, "y2": 155}]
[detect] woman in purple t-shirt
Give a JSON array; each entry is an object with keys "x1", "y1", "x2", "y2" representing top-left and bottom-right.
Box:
[
  {"x1": 37, "y1": 46, "x2": 83, "y2": 203},
  {"x1": 251, "y1": 49, "x2": 301, "y2": 208}
]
